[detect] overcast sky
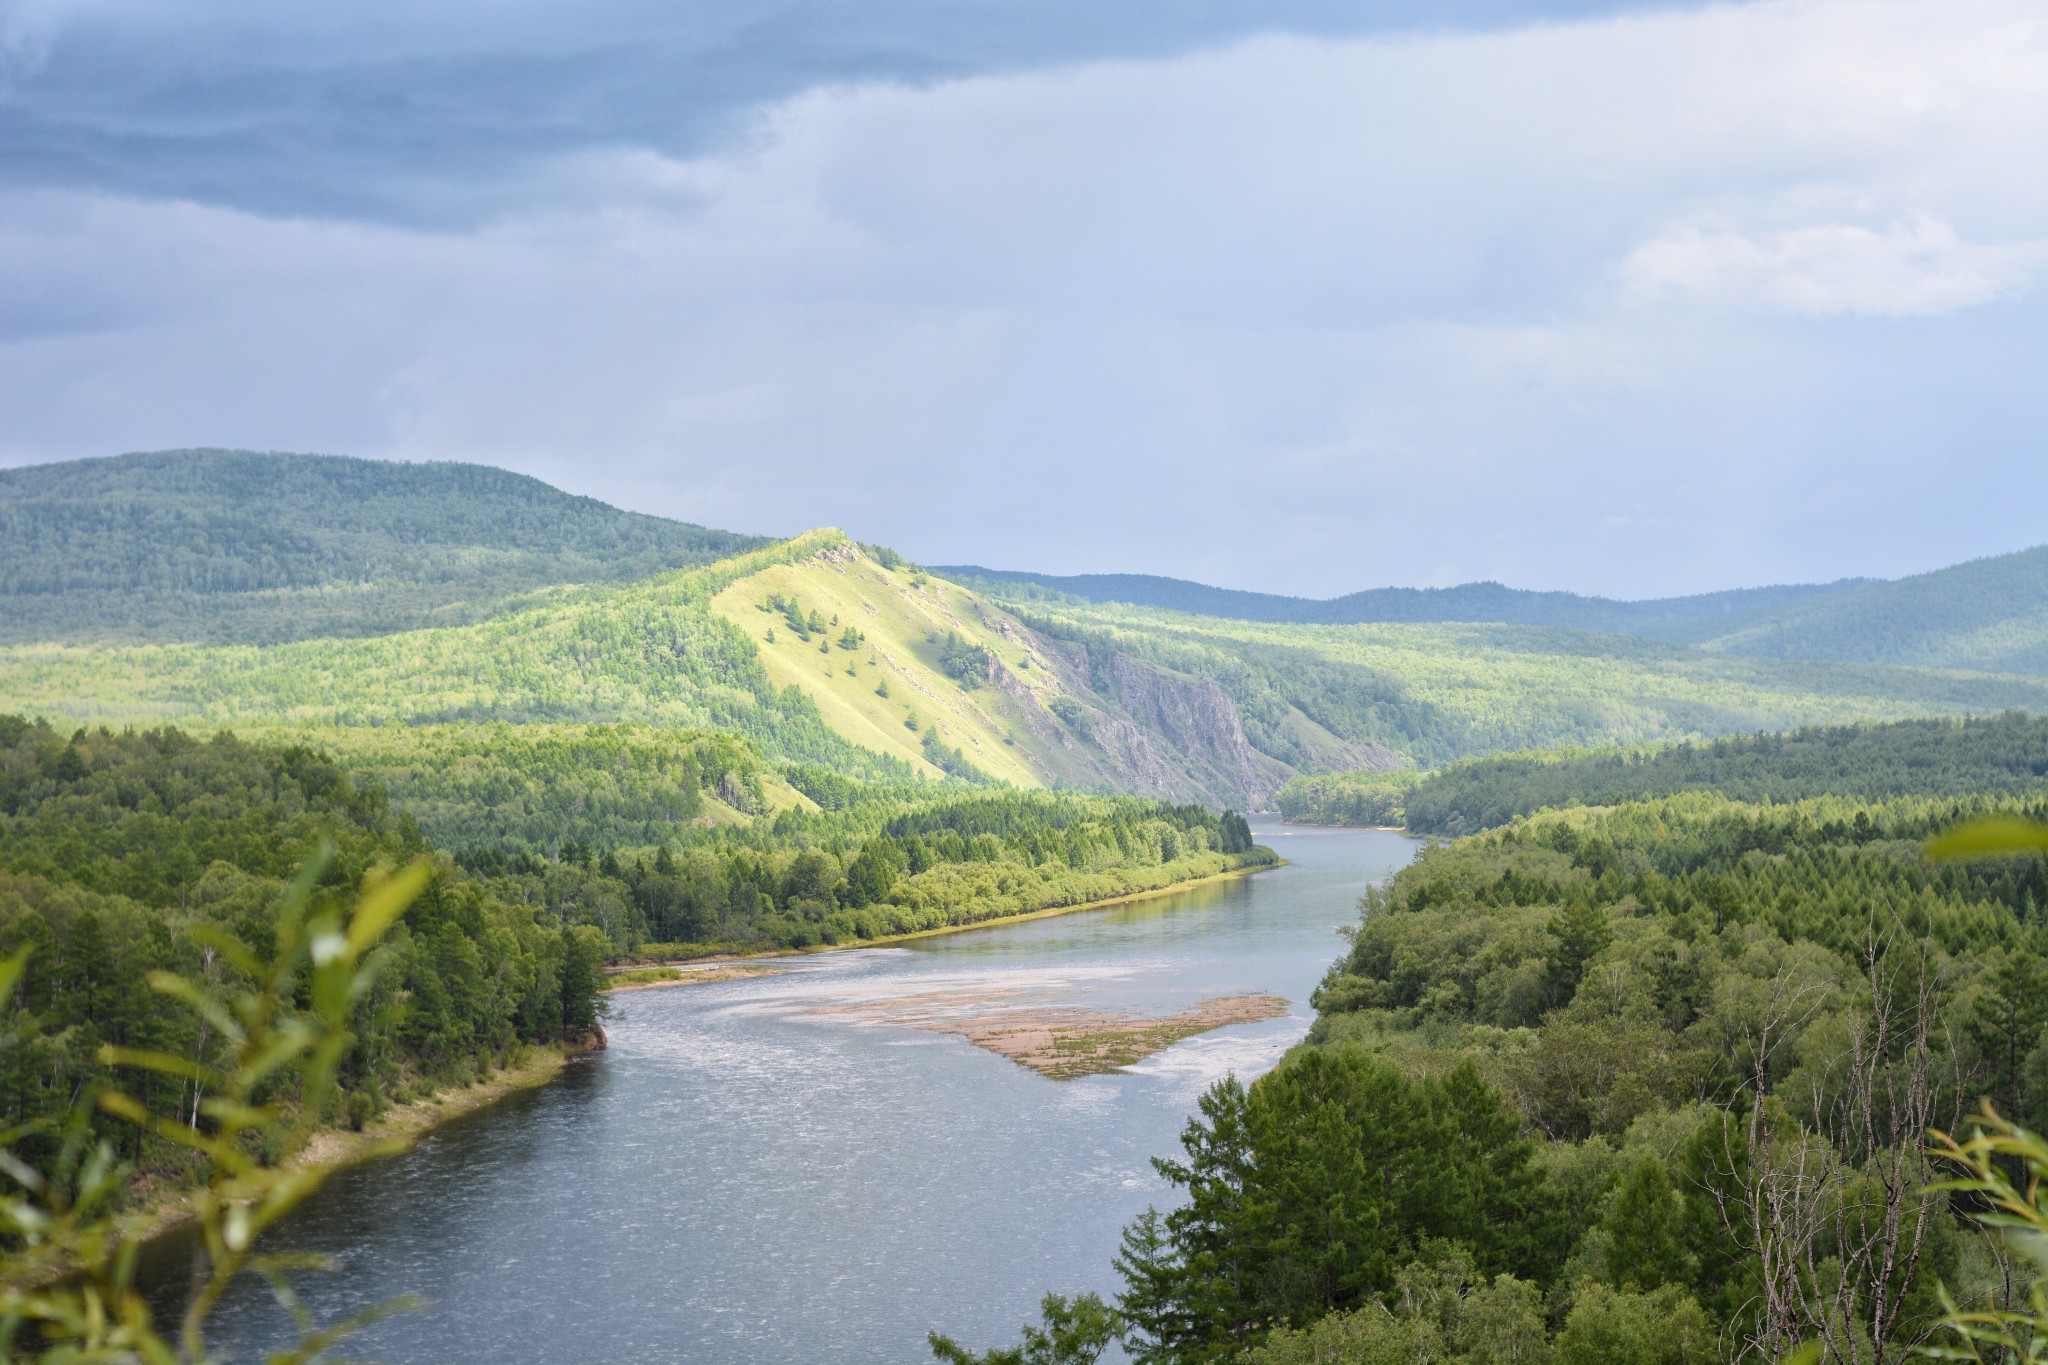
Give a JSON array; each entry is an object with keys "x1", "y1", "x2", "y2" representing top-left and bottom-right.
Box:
[{"x1": 2, "y1": 0, "x2": 2044, "y2": 598}]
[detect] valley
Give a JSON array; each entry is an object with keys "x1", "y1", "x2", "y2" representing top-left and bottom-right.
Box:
[{"x1": 12, "y1": 449, "x2": 2048, "y2": 1364}]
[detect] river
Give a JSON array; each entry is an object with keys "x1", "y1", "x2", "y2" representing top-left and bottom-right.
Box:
[{"x1": 141, "y1": 821, "x2": 1418, "y2": 1363}]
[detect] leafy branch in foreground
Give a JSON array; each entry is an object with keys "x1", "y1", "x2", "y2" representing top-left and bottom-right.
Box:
[
  {"x1": 928, "y1": 1293, "x2": 1122, "y2": 1365},
  {"x1": 1912, "y1": 815, "x2": 2048, "y2": 1362},
  {"x1": 2, "y1": 848, "x2": 433, "y2": 1363},
  {"x1": 1920, "y1": 1108, "x2": 2048, "y2": 1362}
]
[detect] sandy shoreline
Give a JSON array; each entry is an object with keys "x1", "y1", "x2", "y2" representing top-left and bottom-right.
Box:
[
  {"x1": 605, "y1": 962, "x2": 784, "y2": 992},
  {"x1": 844, "y1": 860, "x2": 1280, "y2": 950},
  {"x1": 598, "y1": 859, "x2": 1281, "y2": 993}
]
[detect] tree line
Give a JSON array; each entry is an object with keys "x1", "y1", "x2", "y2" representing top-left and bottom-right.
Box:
[
  {"x1": 1396, "y1": 712, "x2": 2048, "y2": 836},
  {"x1": 462, "y1": 790, "x2": 1268, "y2": 955}
]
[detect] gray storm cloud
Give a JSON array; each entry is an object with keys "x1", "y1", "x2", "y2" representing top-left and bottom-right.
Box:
[{"x1": 0, "y1": 0, "x2": 2043, "y2": 598}]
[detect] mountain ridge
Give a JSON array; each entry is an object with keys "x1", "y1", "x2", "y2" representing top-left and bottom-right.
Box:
[
  {"x1": 934, "y1": 565, "x2": 1876, "y2": 642},
  {"x1": 943, "y1": 546, "x2": 2048, "y2": 677},
  {"x1": 0, "y1": 448, "x2": 771, "y2": 645}
]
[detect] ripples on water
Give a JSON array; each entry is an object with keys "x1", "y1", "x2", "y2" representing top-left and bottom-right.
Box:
[{"x1": 140, "y1": 822, "x2": 1417, "y2": 1364}]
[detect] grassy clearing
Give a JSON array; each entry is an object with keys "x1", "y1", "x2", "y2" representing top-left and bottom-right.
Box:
[{"x1": 709, "y1": 544, "x2": 1076, "y2": 786}]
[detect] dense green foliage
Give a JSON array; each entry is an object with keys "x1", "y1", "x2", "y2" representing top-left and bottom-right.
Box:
[
  {"x1": 1116, "y1": 1051, "x2": 1556, "y2": 1363},
  {"x1": 469, "y1": 788, "x2": 1272, "y2": 954},
  {"x1": 939, "y1": 632, "x2": 994, "y2": 688},
  {"x1": 959, "y1": 788, "x2": 2048, "y2": 1362},
  {"x1": 285, "y1": 722, "x2": 788, "y2": 853},
  {"x1": 1399, "y1": 712, "x2": 2048, "y2": 836},
  {"x1": 1274, "y1": 792, "x2": 2047, "y2": 1360},
  {"x1": 1273, "y1": 770, "x2": 1418, "y2": 826},
  {"x1": 0, "y1": 450, "x2": 767, "y2": 645},
  {"x1": 3, "y1": 848, "x2": 444, "y2": 1360},
  {"x1": 0, "y1": 716, "x2": 607, "y2": 1193}
]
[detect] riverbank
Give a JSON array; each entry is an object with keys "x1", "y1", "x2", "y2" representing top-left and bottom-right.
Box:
[
  {"x1": 606, "y1": 961, "x2": 785, "y2": 991},
  {"x1": 112, "y1": 1044, "x2": 585, "y2": 1253},
  {"x1": 848, "y1": 858, "x2": 1280, "y2": 949},
  {"x1": 1273, "y1": 823, "x2": 1407, "y2": 833},
  {"x1": 606, "y1": 859, "x2": 1283, "y2": 993}
]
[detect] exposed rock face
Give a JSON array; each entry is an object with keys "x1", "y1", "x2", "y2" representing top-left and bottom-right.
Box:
[
  {"x1": 1017, "y1": 635, "x2": 1291, "y2": 809},
  {"x1": 1098, "y1": 655, "x2": 1290, "y2": 807}
]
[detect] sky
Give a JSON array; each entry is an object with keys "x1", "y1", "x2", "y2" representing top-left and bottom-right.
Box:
[{"x1": 1, "y1": 0, "x2": 2044, "y2": 599}]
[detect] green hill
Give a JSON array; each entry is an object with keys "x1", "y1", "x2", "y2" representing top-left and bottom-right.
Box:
[
  {"x1": 977, "y1": 590, "x2": 2048, "y2": 776},
  {"x1": 0, "y1": 529, "x2": 917, "y2": 778},
  {"x1": 8, "y1": 528, "x2": 2048, "y2": 817},
  {"x1": 947, "y1": 545, "x2": 2048, "y2": 676},
  {"x1": 1701, "y1": 544, "x2": 2048, "y2": 673},
  {"x1": 0, "y1": 530, "x2": 1305, "y2": 809},
  {"x1": 6, "y1": 448, "x2": 2048, "y2": 819},
  {"x1": 0, "y1": 449, "x2": 770, "y2": 645}
]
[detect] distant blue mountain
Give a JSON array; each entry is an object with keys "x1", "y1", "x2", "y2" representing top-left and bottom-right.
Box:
[{"x1": 934, "y1": 566, "x2": 1875, "y2": 645}]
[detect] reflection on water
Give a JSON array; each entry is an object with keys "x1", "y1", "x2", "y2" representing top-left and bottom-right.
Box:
[{"x1": 139, "y1": 822, "x2": 1417, "y2": 1364}]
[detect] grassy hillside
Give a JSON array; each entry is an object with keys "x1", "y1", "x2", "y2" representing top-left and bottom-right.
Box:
[
  {"x1": 0, "y1": 530, "x2": 918, "y2": 780},
  {"x1": 940, "y1": 564, "x2": 1870, "y2": 642},
  {"x1": 977, "y1": 592, "x2": 2048, "y2": 773},
  {"x1": 710, "y1": 546, "x2": 1058, "y2": 787},
  {"x1": 704, "y1": 543, "x2": 1297, "y2": 801},
  {"x1": 1703, "y1": 543, "x2": 2048, "y2": 673},
  {"x1": 0, "y1": 449, "x2": 769, "y2": 645},
  {"x1": 0, "y1": 529, "x2": 1312, "y2": 807},
  {"x1": 9, "y1": 533, "x2": 2048, "y2": 819}
]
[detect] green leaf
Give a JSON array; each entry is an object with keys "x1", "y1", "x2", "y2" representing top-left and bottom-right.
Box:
[
  {"x1": 0, "y1": 946, "x2": 30, "y2": 1002},
  {"x1": 347, "y1": 859, "x2": 435, "y2": 957},
  {"x1": 1925, "y1": 815, "x2": 2048, "y2": 861},
  {"x1": 95, "y1": 1046, "x2": 228, "y2": 1090}
]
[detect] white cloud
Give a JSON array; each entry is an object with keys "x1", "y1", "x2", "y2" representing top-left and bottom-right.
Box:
[
  {"x1": 3, "y1": 0, "x2": 2048, "y2": 596},
  {"x1": 1622, "y1": 217, "x2": 2048, "y2": 316}
]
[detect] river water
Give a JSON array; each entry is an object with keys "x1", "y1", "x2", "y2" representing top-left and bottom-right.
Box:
[{"x1": 141, "y1": 821, "x2": 1417, "y2": 1363}]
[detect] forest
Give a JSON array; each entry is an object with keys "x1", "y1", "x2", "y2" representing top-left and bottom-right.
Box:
[
  {"x1": 0, "y1": 712, "x2": 1270, "y2": 1206},
  {"x1": 0, "y1": 715, "x2": 610, "y2": 1192},
  {"x1": 942, "y1": 565, "x2": 1864, "y2": 645},
  {"x1": 1274, "y1": 769, "x2": 1419, "y2": 827},
  {"x1": 1384, "y1": 712, "x2": 2048, "y2": 836},
  {"x1": 461, "y1": 786, "x2": 1268, "y2": 955},
  {"x1": 942, "y1": 788, "x2": 2048, "y2": 1362}
]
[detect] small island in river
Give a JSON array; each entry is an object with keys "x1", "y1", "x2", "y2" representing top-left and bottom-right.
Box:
[{"x1": 811, "y1": 988, "x2": 1291, "y2": 1079}]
